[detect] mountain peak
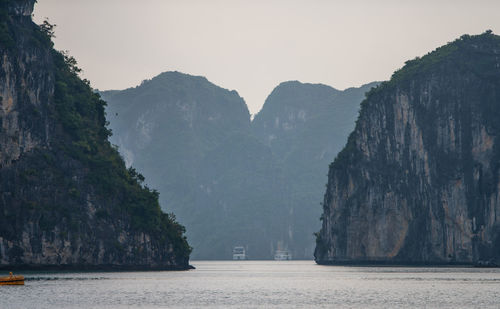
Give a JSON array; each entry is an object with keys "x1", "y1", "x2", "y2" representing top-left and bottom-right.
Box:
[
  {"x1": 384, "y1": 31, "x2": 500, "y2": 88},
  {"x1": 255, "y1": 81, "x2": 340, "y2": 118},
  {"x1": 154, "y1": 71, "x2": 209, "y2": 83},
  {"x1": 273, "y1": 80, "x2": 339, "y2": 94}
]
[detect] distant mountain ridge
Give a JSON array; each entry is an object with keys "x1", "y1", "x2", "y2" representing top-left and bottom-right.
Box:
[
  {"x1": 102, "y1": 71, "x2": 378, "y2": 259},
  {"x1": 103, "y1": 71, "x2": 250, "y2": 168},
  {"x1": 252, "y1": 80, "x2": 379, "y2": 258}
]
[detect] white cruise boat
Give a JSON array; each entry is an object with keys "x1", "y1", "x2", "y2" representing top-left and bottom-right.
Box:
[
  {"x1": 232, "y1": 246, "x2": 246, "y2": 260},
  {"x1": 274, "y1": 250, "x2": 292, "y2": 261}
]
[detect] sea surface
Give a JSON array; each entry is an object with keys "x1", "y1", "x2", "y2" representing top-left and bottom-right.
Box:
[{"x1": 1, "y1": 260, "x2": 500, "y2": 308}]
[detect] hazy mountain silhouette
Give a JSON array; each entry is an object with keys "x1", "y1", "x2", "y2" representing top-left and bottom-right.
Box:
[{"x1": 102, "y1": 72, "x2": 377, "y2": 259}]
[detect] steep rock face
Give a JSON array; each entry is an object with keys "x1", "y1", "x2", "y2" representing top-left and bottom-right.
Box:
[
  {"x1": 0, "y1": 0, "x2": 51, "y2": 168},
  {"x1": 0, "y1": 0, "x2": 190, "y2": 269},
  {"x1": 315, "y1": 32, "x2": 500, "y2": 265}
]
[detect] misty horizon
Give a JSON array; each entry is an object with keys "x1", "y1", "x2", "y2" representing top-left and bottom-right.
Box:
[{"x1": 33, "y1": 0, "x2": 500, "y2": 114}]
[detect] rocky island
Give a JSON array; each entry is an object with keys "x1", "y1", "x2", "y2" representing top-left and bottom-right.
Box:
[
  {"x1": 0, "y1": 0, "x2": 191, "y2": 270},
  {"x1": 315, "y1": 32, "x2": 500, "y2": 266}
]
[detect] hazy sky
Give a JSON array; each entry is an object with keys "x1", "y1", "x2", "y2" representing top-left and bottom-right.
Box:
[{"x1": 34, "y1": 0, "x2": 500, "y2": 114}]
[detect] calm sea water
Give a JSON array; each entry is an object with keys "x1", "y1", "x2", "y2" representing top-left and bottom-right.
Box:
[{"x1": 1, "y1": 261, "x2": 500, "y2": 308}]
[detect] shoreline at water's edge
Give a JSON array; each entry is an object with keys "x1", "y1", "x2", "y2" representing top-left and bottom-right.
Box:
[
  {"x1": 315, "y1": 260, "x2": 499, "y2": 268},
  {"x1": 0, "y1": 264, "x2": 196, "y2": 272}
]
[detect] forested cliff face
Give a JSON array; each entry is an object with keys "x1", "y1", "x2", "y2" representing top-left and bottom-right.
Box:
[
  {"x1": 103, "y1": 73, "x2": 376, "y2": 259},
  {"x1": 315, "y1": 32, "x2": 500, "y2": 265},
  {"x1": 0, "y1": 0, "x2": 191, "y2": 269}
]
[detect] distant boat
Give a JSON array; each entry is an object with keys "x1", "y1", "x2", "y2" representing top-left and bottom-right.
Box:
[
  {"x1": 0, "y1": 273, "x2": 24, "y2": 286},
  {"x1": 233, "y1": 246, "x2": 246, "y2": 260},
  {"x1": 274, "y1": 250, "x2": 292, "y2": 261}
]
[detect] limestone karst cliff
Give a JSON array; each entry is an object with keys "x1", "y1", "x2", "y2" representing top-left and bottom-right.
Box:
[
  {"x1": 315, "y1": 32, "x2": 500, "y2": 265},
  {"x1": 0, "y1": 0, "x2": 191, "y2": 269}
]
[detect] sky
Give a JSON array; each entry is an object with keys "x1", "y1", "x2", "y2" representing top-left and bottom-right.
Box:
[{"x1": 33, "y1": 0, "x2": 500, "y2": 115}]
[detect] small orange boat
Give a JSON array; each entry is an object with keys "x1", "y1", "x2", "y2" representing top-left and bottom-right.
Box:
[{"x1": 0, "y1": 272, "x2": 24, "y2": 286}]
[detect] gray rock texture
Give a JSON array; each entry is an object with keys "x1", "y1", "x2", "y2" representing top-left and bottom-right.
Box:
[
  {"x1": 315, "y1": 32, "x2": 500, "y2": 266},
  {"x1": 0, "y1": 0, "x2": 190, "y2": 270}
]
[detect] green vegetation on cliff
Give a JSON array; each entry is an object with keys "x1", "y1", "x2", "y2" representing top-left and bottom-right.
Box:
[
  {"x1": 316, "y1": 31, "x2": 500, "y2": 265},
  {"x1": 0, "y1": 0, "x2": 191, "y2": 268},
  {"x1": 51, "y1": 50, "x2": 190, "y2": 256}
]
